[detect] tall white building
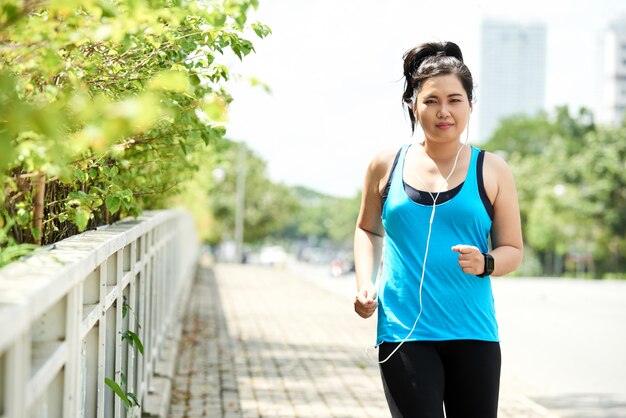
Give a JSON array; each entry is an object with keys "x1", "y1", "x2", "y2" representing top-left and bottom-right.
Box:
[
  {"x1": 478, "y1": 21, "x2": 547, "y2": 142},
  {"x1": 600, "y1": 17, "x2": 626, "y2": 126}
]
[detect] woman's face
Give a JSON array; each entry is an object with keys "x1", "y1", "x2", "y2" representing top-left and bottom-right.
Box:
[{"x1": 413, "y1": 74, "x2": 471, "y2": 143}]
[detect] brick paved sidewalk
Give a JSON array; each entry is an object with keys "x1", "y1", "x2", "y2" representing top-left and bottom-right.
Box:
[{"x1": 168, "y1": 261, "x2": 557, "y2": 418}]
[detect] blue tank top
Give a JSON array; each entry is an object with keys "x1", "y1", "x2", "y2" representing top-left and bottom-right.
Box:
[{"x1": 377, "y1": 144, "x2": 498, "y2": 344}]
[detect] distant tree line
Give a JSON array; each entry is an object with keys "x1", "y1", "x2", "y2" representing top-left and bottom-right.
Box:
[
  {"x1": 203, "y1": 141, "x2": 360, "y2": 250},
  {"x1": 484, "y1": 106, "x2": 626, "y2": 278}
]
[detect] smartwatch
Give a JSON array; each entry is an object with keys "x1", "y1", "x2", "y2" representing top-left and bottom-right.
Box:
[{"x1": 477, "y1": 253, "x2": 494, "y2": 277}]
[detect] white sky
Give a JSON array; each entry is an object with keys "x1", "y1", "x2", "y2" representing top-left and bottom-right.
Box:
[{"x1": 225, "y1": 0, "x2": 626, "y2": 197}]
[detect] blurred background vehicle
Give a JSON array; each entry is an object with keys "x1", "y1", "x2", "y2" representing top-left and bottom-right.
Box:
[
  {"x1": 330, "y1": 252, "x2": 355, "y2": 277},
  {"x1": 258, "y1": 245, "x2": 288, "y2": 267}
]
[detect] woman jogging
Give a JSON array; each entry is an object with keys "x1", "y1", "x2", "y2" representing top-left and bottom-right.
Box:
[{"x1": 353, "y1": 41, "x2": 523, "y2": 418}]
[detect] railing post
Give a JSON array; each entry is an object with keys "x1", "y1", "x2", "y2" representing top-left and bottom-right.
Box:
[
  {"x1": 113, "y1": 249, "x2": 124, "y2": 418},
  {"x1": 5, "y1": 334, "x2": 28, "y2": 418},
  {"x1": 64, "y1": 287, "x2": 81, "y2": 417}
]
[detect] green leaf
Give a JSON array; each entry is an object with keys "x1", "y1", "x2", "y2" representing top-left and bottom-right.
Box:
[
  {"x1": 148, "y1": 70, "x2": 190, "y2": 93},
  {"x1": 130, "y1": 331, "x2": 144, "y2": 356},
  {"x1": 0, "y1": 243, "x2": 38, "y2": 268},
  {"x1": 73, "y1": 208, "x2": 90, "y2": 231},
  {"x1": 16, "y1": 207, "x2": 30, "y2": 226},
  {"x1": 106, "y1": 196, "x2": 122, "y2": 214},
  {"x1": 0, "y1": 4, "x2": 20, "y2": 26},
  {"x1": 178, "y1": 140, "x2": 187, "y2": 155},
  {"x1": 247, "y1": 76, "x2": 271, "y2": 94},
  {"x1": 97, "y1": 0, "x2": 118, "y2": 17},
  {"x1": 104, "y1": 378, "x2": 132, "y2": 409},
  {"x1": 43, "y1": 50, "x2": 63, "y2": 72},
  {"x1": 73, "y1": 169, "x2": 88, "y2": 183},
  {"x1": 201, "y1": 95, "x2": 228, "y2": 123},
  {"x1": 127, "y1": 392, "x2": 141, "y2": 407},
  {"x1": 181, "y1": 39, "x2": 196, "y2": 53},
  {"x1": 251, "y1": 22, "x2": 272, "y2": 39},
  {"x1": 120, "y1": 370, "x2": 127, "y2": 388},
  {"x1": 122, "y1": 330, "x2": 144, "y2": 356}
]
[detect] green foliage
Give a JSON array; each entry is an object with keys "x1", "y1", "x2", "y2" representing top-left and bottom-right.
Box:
[
  {"x1": 283, "y1": 186, "x2": 361, "y2": 247},
  {"x1": 104, "y1": 375, "x2": 140, "y2": 411},
  {"x1": 121, "y1": 330, "x2": 144, "y2": 356},
  {"x1": 121, "y1": 297, "x2": 142, "y2": 356},
  {"x1": 488, "y1": 107, "x2": 594, "y2": 157},
  {"x1": 180, "y1": 140, "x2": 359, "y2": 249},
  {"x1": 0, "y1": 209, "x2": 38, "y2": 265},
  {"x1": 206, "y1": 141, "x2": 301, "y2": 244},
  {"x1": 0, "y1": 0, "x2": 268, "y2": 266},
  {"x1": 484, "y1": 106, "x2": 626, "y2": 278}
]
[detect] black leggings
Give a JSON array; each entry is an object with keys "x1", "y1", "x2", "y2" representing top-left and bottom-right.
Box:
[{"x1": 379, "y1": 340, "x2": 501, "y2": 418}]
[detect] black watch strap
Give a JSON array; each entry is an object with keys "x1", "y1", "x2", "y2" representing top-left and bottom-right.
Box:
[{"x1": 477, "y1": 253, "x2": 494, "y2": 277}]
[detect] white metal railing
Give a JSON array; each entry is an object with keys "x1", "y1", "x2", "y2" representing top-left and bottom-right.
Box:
[{"x1": 0, "y1": 209, "x2": 199, "y2": 418}]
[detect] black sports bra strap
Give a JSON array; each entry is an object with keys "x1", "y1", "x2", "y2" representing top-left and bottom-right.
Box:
[{"x1": 381, "y1": 148, "x2": 402, "y2": 207}]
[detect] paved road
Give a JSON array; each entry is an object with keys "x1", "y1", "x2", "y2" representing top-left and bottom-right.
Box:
[
  {"x1": 169, "y1": 258, "x2": 561, "y2": 417},
  {"x1": 288, "y1": 260, "x2": 626, "y2": 418},
  {"x1": 494, "y1": 277, "x2": 626, "y2": 417}
]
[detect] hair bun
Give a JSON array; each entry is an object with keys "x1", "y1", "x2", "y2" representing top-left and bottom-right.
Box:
[
  {"x1": 404, "y1": 42, "x2": 464, "y2": 78},
  {"x1": 442, "y1": 42, "x2": 464, "y2": 63}
]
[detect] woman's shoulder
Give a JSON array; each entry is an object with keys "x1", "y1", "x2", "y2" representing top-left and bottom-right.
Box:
[
  {"x1": 481, "y1": 149, "x2": 512, "y2": 173},
  {"x1": 480, "y1": 150, "x2": 516, "y2": 194},
  {"x1": 368, "y1": 146, "x2": 402, "y2": 176}
]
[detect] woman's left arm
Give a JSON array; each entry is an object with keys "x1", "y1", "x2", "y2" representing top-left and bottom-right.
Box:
[{"x1": 487, "y1": 153, "x2": 523, "y2": 276}]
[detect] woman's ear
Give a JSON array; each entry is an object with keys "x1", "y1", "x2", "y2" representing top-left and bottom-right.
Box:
[{"x1": 412, "y1": 101, "x2": 419, "y2": 122}]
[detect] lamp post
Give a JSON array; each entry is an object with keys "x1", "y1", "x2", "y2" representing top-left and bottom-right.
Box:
[{"x1": 234, "y1": 141, "x2": 246, "y2": 263}]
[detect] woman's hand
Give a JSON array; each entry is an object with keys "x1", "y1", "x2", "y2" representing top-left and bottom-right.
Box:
[
  {"x1": 451, "y1": 244, "x2": 484, "y2": 276},
  {"x1": 354, "y1": 284, "x2": 378, "y2": 318}
]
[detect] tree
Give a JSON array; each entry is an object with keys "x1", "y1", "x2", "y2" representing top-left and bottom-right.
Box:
[
  {"x1": 207, "y1": 141, "x2": 300, "y2": 244},
  {"x1": 0, "y1": 0, "x2": 271, "y2": 266},
  {"x1": 484, "y1": 106, "x2": 626, "y2": 278},
  {"x1": 282, "y1": 186, "x2": 361, "y2": 248},
  {"x1": 487, "y1": 106, "x2": 594, "y2": 158}
]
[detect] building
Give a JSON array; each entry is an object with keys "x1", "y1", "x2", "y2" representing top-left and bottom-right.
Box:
[
  {"x1": 478, "y1": 20, "x2": 547, "y2": 142},
  {"x1": 600, "y1": 17, "x2": 626, "y2": 126}
]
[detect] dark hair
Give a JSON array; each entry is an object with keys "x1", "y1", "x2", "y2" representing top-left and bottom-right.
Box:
[{"x1": 402, "y1": 41, "x2": 475, "y2": 133}]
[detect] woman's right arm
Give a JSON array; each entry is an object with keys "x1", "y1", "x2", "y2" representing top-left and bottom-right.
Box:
[{"x1": 353, "y1": 150, "x2": 394, "y2": 319}]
